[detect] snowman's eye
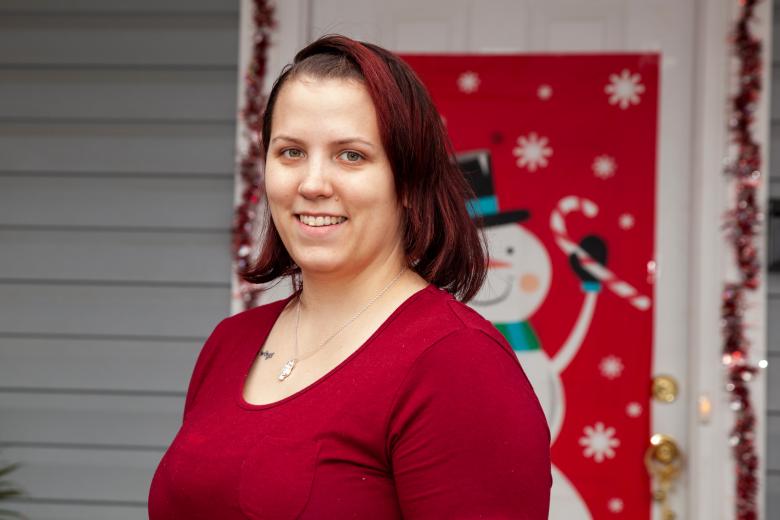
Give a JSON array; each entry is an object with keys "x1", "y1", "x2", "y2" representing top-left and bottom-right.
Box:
[{"x1": 506, "y1": 247, "x2": 515, "y2": 255}]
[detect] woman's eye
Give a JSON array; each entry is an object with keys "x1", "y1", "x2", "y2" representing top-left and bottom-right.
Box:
[
  {"x1": 339, "y1": 151, "x2": 364, "y2": 162},
  {"x1": 281, "y1": 149, "x2": 303, "y2": 159}
]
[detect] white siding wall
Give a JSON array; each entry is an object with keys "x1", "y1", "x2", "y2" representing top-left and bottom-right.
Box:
[
  {"x1": 769, "y1": 1, "x2": 780, "y2": 516},
  {"x1": 0, "y1": 1, "x2": 238, "y2": 518}
]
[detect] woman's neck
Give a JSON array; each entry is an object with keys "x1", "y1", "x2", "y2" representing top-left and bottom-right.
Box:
[{"x1": 297, "y1": 257, "x2": 408, "y2": 315}]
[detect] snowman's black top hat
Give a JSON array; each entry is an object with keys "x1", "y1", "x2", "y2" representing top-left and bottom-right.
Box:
[{"x1": 457, "y1": 149, "x2": 529, "y2": 227}]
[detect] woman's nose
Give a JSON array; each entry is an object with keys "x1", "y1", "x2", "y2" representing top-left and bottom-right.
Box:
[{"x1": 297, "y1": 156, "x2": 334, "y2": 199}]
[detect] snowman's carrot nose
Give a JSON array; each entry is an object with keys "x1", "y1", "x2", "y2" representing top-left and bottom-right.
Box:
[{"x1": 488, "y1": 258, "x2": 512, "y2": 269}]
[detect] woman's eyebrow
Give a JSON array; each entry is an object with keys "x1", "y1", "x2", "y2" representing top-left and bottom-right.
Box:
[
  {"x1": 270, "y1": 135, "x2": 304, "y2": 145},
  {"x1": 271, "y1": 135, "x2": 375, "y2": 149},
  {"x1": 333, "y1": 138, "x2": 375, "y2": 149}
]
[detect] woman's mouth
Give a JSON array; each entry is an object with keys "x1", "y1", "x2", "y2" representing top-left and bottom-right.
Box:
[{"x1": 296, "y1": 214, "x2": 348, "y2": 227}]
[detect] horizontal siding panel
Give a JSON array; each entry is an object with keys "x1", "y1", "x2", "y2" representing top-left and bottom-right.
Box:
[
  {"x1": 772, "y1": 123, "x2": 780, "y2": 178},
  {"x1": 0, "y1": 447, "x2": 160, "y2": 503},
  {"x1": 0, "y1": 503, "x2": 145, "y2": 520},
  {"x1": 0, "y1": 336, "x2": 201, "y2": 392},
  {"x1": 0, "y1": 393, "x2": 183, "y2": 447},
  {"x1": 770, "y1": 473, "x2": 780, "y2": 520},
  {"x1": 0, "y1": 0, "x2": 238, "y2": 14},
  {"x1": 0, "y1": 284, "x2": 229, "y2": 337},
  {"x1": 770, "y1": 273, "x2": 780, "y2": 296},
  {"x1": 0, "y1": 228, "x2": 232, "y2": 283},
  {"x1": 0, "y1": 69, "x2": 237, "y2": 122},
  {"x1": 774, "y1": 64, "x2": 780, "y2": 120},
  {"x1": 0, "y1": 15, "x2": 238, "y2": 67},
  {"x1": 776, "y1": 16, "x2": 780, "y2": 71},
  {"x1": 773, "y1": 122, "x2": 780, "y2": 178},
  {"x1": 0, "y1": 175, "x2": 233, "y2": 229},
  {"x1": 776, "y1": 13, "x2": 780, "y2": 67},
  {"x1": 770, "y1": 353, "x2": 780, "y2": 413},
  {"x1": 771, "y1": 415, "x2": 780, "y2": 471},
  {"x1": 769, "y1": 295, "x2": 780, "y2": 355},
  {"x1": 0, "y1": 123, "x2": 235, "y2": 174},
  {"x1": 0, "y1": 229, "x2": 231, "y2": 284}
]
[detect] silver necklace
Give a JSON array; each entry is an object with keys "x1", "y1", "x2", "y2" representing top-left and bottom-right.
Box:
[{"x1": 277, "y1": 267, "x2": 406, "y2": 381}]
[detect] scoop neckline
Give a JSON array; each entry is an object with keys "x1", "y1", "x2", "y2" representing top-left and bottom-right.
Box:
[{"x1": 236, "y1": 283, "x2": 435, "y2": 411}]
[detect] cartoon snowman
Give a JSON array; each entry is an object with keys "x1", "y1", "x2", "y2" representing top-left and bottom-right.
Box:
[{"x1": 460, "y1": 150, "x2": 605, "y2": 519}]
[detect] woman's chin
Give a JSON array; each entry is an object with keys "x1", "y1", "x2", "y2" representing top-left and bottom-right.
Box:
[{"x1": 293, "y1": 256, "x2": 348, "y2": 276}]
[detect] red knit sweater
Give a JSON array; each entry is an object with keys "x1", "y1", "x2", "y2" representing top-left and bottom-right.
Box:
[{"x1": 148, "y1": 284, "x2": 551, "y2": 519}]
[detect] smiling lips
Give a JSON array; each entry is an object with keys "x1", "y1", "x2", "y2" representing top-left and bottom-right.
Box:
[{"x1": 297, "y1": 214, "x2": 348, "y2": 227}]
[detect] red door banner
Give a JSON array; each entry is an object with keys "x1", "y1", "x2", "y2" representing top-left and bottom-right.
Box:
[{"x1": 401, "y1": 54, "x2": 659, "y2": 519}]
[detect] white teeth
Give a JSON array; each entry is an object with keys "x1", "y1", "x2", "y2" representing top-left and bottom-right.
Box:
[{"x1": 298, "y1": 215, "x2": 346, "y2": 227}]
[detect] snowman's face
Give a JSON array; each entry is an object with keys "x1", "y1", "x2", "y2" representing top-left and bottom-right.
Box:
[{"x1": 469, "y1": 223, "x2": 551, "y2": 322}]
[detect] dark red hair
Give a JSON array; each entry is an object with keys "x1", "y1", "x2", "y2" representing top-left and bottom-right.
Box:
[{"x1": 241, "y1": 35, "x2": 487, "y2": 302}]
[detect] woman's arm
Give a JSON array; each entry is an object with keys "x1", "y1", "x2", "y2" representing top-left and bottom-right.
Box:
[
  {"x1": 386, "y1": 328, "x2": 551, "y2": 519},
  {"x1": 182, "y1": 317, "x2": 229, "y2": 421}
]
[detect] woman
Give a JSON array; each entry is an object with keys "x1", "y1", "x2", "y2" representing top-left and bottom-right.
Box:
[{"x1": 149, "y1": 35, "x2": 551, "y2": 519}]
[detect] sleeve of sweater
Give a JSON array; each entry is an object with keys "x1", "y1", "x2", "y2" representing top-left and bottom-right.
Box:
[{"x1": 386, "y1": 327, "x2": 551, "y2": 520}]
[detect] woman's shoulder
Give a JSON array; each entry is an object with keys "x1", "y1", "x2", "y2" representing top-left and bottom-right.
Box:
[
  {"x1": 387, "y1": 286, "x2": 550, "y2": 454},
  {"x1": 389, "y1": 284, "x2": 517, "y2": 368},
  {"x1": 411, "y1": 284, "x2": 511, "y2": 344},
  {"x1": 216, "y1": 293, "x2": 294, "y2": 332}
]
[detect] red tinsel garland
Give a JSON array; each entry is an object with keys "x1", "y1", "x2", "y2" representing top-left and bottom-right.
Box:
[
  {"x1": 232, "y1": 0, "x2": 275, "y2": 310},
  {"x1": 722, "y1": 1, "x2": 762, "y2": 518}
]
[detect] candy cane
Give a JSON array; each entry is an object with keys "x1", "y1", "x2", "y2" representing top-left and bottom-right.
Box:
[{"x1": 550, "y1": 195, "x2": 651, "y2": 311}]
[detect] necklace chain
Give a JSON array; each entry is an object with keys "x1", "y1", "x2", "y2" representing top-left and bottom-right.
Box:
[{"x1": 277, "y1": 267, "x2": 406, "y2": 381}]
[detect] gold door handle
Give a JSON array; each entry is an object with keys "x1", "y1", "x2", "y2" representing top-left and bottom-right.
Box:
[
  {"x1": 652, "y1": 374, "x2": 679, "y2": 403},
  {"x1": 644, "y1": 434, "x2": 682, "y2": 520}
]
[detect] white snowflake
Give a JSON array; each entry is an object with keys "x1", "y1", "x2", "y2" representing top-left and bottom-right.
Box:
[
  {"x1": 605, "y1": 69, "x2": 646, "y2": 109},
  {"x1": 618, "y1": 213, "x2": 635, "y2": 230},
  {"x1": 579, "y1": 422, "x2": 620, "y2": 463},
  {"x1": 626, "y1": 402, "x2": 643, "y2": 418},
  {"x1": 607, "y1": 497, "x2": 624, "y2": 513},
  {"x1": 599, "y1": 355, "x2": 624, "y2": 379},
  {"x1": 537, "y1": 84, "x2": 553, "y2": 100},
  {"x1": 457, "y1": 71, "x2": 480, "y2": 94},
  {"x1": 592, "y1": 154, "x2": 617, "y2": 179},
  {"x1": 513, "y1": 133, "x2": 553, "y2": 172}
]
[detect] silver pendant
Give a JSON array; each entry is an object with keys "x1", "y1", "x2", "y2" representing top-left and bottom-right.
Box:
[{"x1": 278, "y1": 359, "x2": 296, "y2": 381}]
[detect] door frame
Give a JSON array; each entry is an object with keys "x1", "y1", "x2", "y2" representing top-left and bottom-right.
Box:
[
  {"x1": 235, "y1": 1, "x2": 771, "y2": 517},
  {"x1": 686, "y1": 0, "x2": 770, "y2": 518}
]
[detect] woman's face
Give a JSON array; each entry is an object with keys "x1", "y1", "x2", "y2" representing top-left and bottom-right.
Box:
[{"x1": 264, "y1": 75, "x2": 404, "y2": 279}]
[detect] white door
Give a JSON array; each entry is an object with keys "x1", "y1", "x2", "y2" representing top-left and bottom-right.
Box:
[{"x1": 250, "y1": 0, "x2": 771, "y2": 518}]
